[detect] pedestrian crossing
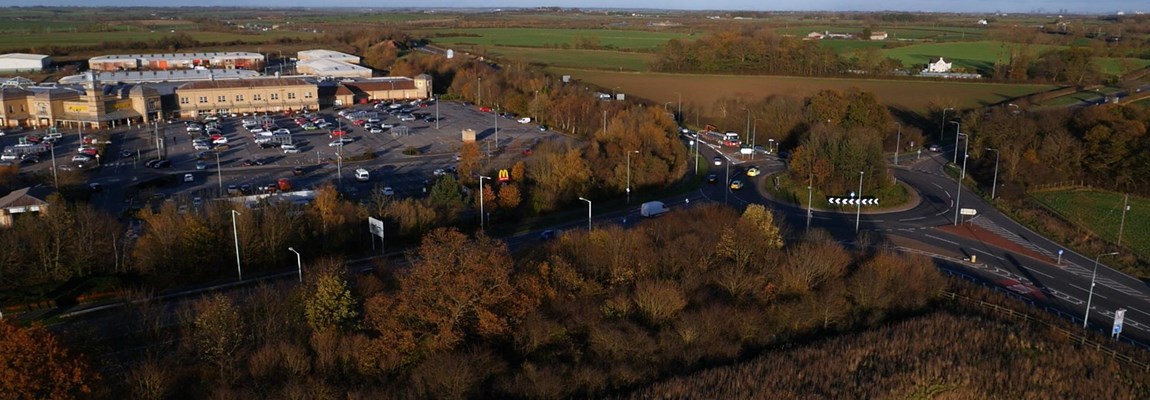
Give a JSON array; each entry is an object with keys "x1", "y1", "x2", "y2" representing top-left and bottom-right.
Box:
[{"x1": 970, "y1": 217, "x2": 1054, "y2": 257}]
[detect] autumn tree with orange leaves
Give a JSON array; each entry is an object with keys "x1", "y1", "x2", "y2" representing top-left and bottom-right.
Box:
[{"x1": 0, "y1": 321, "x2": 98, "y2": 400}]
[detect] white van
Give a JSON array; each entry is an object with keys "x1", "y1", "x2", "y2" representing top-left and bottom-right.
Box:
[{"x1": 354, "y1": 168, "x2": 370, "y2": 181}]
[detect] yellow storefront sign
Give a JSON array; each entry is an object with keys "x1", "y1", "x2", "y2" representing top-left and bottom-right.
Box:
[{"x1": 66, "y1": 104, "x2": 89, "y2": 113}]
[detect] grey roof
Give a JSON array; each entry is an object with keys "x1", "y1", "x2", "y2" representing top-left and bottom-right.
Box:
[
  {"x1": 57, "y1": 69, "x2": 262, "y2": 85},
  {"x1": 0, "y1": 186, "x2": 51, "y2": 210}
]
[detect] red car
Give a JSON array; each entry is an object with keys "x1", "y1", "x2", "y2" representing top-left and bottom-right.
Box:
[
  {"x1": 480, "y1": 107, "x2": 493, "y2": 113},
  {"x1": 329, "y1": 129, "x2": 347, "y2": 139},
  {"x1": 352, "y1": 119, "x2": 366, "y2": 126}
]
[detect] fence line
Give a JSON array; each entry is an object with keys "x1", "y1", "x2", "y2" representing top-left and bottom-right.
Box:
[
  {"x1": 1027, "y1": 181, "x2": 1086, "y2": 193},
  {"x1": 941, "y1": 290, "x2": 1150, "y2": 372}
]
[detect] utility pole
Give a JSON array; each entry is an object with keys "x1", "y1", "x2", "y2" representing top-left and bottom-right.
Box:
[
  {"x1": 894, "y1": 122, "x2": 902, "y2": 166},
  {"x1": 1118, "y1": 194, "x2": 1130, "y2": 247}
]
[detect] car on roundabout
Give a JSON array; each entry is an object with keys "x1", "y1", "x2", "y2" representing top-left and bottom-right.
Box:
[
  {"x1": 729, "y1": 179, "x2": 744, "y2": 190},
  {"x1": 746, "y1": 166, "x2": 761, "y2": 177},
  {"x1": 713, "y1": 156, "x2": 723, "y2": 166},
  {"x1": 706, "y1": 173, "x2": 718, "y2": 183}
]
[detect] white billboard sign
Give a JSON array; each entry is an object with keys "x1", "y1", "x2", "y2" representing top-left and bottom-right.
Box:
[{"x1": 960, "y1": 208, "x2": 978, "y2": 216}]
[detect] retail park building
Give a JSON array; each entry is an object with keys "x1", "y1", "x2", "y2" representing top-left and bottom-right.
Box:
[{"x1": 0, "y1": 49, "x2": 432, "y2": 129}]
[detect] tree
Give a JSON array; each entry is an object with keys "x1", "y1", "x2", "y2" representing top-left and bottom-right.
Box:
[
  {"x1": 0, "y1": 321, "x2": 97, "y2": 399},
  {"x1": 304, "y1": 259, "x2": 360, "y2": 333},
  {"x1": 190, "y1": 294, "x2": 248, "y2": 381},
  {"x1": 457, "y1": 141, "x2": 482, "y2": 185},
  {"x1": 430, "y1": 175, "x2": 465, "y2": 208},
  {"x1": 497, "y1": 184, "x2": 522, "y2": 210}
]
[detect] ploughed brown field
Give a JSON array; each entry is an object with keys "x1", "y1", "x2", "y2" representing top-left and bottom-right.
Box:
[{"x1": 552, "y1": 68, "x2": 1057, "y2": 113}]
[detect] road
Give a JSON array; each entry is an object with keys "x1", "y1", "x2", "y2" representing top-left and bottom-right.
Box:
[{"x1": 682, "y1": 137, "x2": 1150, "y2": 346}]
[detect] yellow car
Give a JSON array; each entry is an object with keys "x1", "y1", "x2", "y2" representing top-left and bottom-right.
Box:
[
  {"x1": 730, "y1": 180, "x2": 744, "y2": 190},
  {"x1": 746, "y1": 166, "x2": 761, "y2": 177}
]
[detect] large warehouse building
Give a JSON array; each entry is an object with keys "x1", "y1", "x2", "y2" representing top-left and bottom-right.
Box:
[
  {"x1": 89, "y1": 52, "x2": 265, "y2": 72},
  {"x1": 0, "y1": 53, "x2": 51, "y2": 73},
  {"x1": 297, "y1": 49, "x2": 360, "y2": 64},
  {"x1": 296, "y1": 58, "x2": 373, "y2": 78}
]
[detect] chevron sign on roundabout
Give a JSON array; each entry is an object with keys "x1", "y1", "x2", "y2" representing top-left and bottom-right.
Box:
[{"x1": 828, "y1": 197, "x2": 880, "y2": 205}]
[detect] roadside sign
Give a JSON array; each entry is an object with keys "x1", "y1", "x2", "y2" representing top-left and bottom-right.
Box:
[
  {"x1": 498, "y1": 169, "x2": 510, "y2": 182},
  {"x1": 1113, "y1": 308, "x2": 1127, "y2": 338},
  {"x1": 368, "y1": 217, "x2": 384, "y2": 239},
  {"x1": 960, "y1": 208, "x2": 977, "y2": 216}
]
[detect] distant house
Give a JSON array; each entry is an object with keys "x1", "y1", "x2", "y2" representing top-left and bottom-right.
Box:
[
  {"x1": 925, "y1": 57, "x2": 953, "y2": 73},
  {"x1": 977, "y1": 19, "x2": 989, "y2": 25},
  {"x1": 869, "y1": 31, "x2": 889, "y2": 41},
  {"x1": 0, "y1": 185, "x2": 52, "y2": 228}
]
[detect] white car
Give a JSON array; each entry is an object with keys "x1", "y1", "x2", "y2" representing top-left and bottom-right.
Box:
[
  {"x1": 186, "y1": 125, "x2": 203, "y2": 132},
  {"x1": 328, "y1": 138, "x2": 353, "y2": 147},
  {"x1": 212, "y1": 136, "x2": 228, "y2": 145},
  {"x1": 517, "y1": 117, "x2": 532, "y2": 124},
  {"x1": 273, "y1": 128, "x2": 291, "y2": 135},
  {"x1": 183, "y1": 173, "x2": 194, "y2": 182},
  {"x1": 381, "y1": 187, "x2": 395, "y2": 196},
  {"x1": 399, "y1": 114, "x2": 415, "y2": 122},
  {"x1": 369, "y1": 127, "x2": 385, "y2": 134},
  {"x1": 283, "y1": 148, "x2": 301, "y2": 154},
  {"x1": 193, "y1": 143, "x2": 212, "y2": 150},
  {"x1": 71, "y1": 155, "x2": 92, "y2": 163}
]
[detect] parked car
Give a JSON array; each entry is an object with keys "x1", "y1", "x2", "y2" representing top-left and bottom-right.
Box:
[
  {"x1": 381, "y1": 187, "x2": 395, "y2": 196},
  {"x1": 328, "y1": 137, "x2": 354, "y2": 147},
  {"x1": 71, "y1": 154, "x2": 92, "y2": 163},
  {"x1": 183, "y1": 173, "x2": 194, "y2": 183}
]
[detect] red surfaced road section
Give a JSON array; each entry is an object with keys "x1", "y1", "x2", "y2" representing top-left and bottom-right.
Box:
[{"x1": 935, "y1": 223, "x2": 1055, "y2": 265}]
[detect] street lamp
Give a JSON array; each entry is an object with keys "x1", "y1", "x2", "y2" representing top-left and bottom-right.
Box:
[
  {"x1": 894, "y1": 122, "x2": 902, "y2": 166},
  {"x1": 215, "y1": 152, "x2": 223, "y2": 192},
  {"x1": 231, "y1": 210, "x2": 242, "y2": 281},
  {"x1": 626, "y1": 150, "x2": 639, "y2": 204},
  {"x1": 806, "y1": 173, "x2": 813, "y2": 234},
  {"x1": 477, "y1": 76, "x2": 482, "y2": 106},
  {"x1": 287, "y1": 247, "x2": 302, "y2": 283},
  {"x1": 855, "y1": 171, "x2": 864, "y2": 233},
  {"x1": 479, "y1": 175, "x2": 492, "y2": 230},
  {"x1": 751, "y1": 117, "x2": 758, "y2": 161},
  {"x1": 435, "y1": 94, "x2": 440, "y2": 130},
  {"x1": 49, "y1": 142, "x2": 57, "y2": 187},
  {"x1": 663, "y1": 101, "x2": 672, "y2": 111},
  {"x1": 953, "y1": 133, "x2": 969, "y2": 226},
  {"x1": 949, "y1": 121, "x2": 961, "y2": 165},
  {"x1": 724, "y1": 155, "x2": 731, "y2": 204},
  {"x1": 578, "y1": 197, "x2": 592, "y2": 231},
  {"x1": 768, "y1": 138, "x2": 776, "y2": 155},
  {"x1": 1084, "y1": 252, "x2": 1120, "y2": 329},
  {"x1": 985, "y1": 147, "x2": 1000, "y2": 200}
]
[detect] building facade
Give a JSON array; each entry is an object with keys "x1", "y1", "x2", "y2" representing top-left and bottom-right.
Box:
[
  {"x1": 0, "y1": 73, "x2": 160, "y2": 129},
  {"x1": 173, "y1": 78, "x2": 319, "y2": 118},
  {"x1": 89, "y1": 52, "x2": 265, "y2": 72},
  {"x1": 0, "y1": 53, "x2": 51, "y2": 73},
  {"x1": 331, "y1": 75, "x2": 432, "y2": 106}
]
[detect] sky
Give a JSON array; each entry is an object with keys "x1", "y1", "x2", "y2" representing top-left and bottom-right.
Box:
[{"x1": 0, "y1": 0, "x2": 1143, "y2": 14}]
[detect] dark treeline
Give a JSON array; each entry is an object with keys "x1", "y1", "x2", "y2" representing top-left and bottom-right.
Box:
[
  {"x1": 623, "y1": 284, "x2": 1150, "y2": 399},
  {"x1": 3, "y1": 205, "x2": 950, "y2": 398}
]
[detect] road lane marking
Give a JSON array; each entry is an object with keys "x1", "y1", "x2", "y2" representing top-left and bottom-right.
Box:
[
  {"x1": 1027, "y1": 268, "x2": 1055, "y2": 279},
  {"x1": 972, "y1": 248, "x2": 1005, "y2": 260},
  {"x1": 923, "y1": 234, "x2": 960, "y2": 246},
  {"x1": 898, "y1": 216, "x2": 926, "y2": 221}
]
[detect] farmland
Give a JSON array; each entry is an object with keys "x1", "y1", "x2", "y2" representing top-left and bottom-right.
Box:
[
  {"x1": 1031, "y1": 189, "x2": 1150, "y2": 261},
  {"x1": 481, "y1": 47, "x2": 654, "y2": 72},
  {"x1": 423, "y1": 28, "x2": 692, "y2": 50},
  {"x1": 881, "y1": 41, "x2": 1150, "y2": 76},
  {"x1": 551, "y1": 68, "x2": 1056, "y2": 113},
  {"x1": 775, "y1": 25, "x2": 988, "y2": 41}
]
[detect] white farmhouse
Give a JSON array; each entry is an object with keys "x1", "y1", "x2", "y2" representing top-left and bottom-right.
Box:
[{"x1": 925, "y1": 57, "x2": 953, "y2": 73}]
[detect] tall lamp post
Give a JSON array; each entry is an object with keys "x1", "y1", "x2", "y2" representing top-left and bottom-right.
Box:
[
  {"x1": 626, "y1": 150, "x2": 639, "y2": 204},
  {"x1": 477, "y1": 76, "x2": 482, "y2": 106},
  {"x1": 855, "y1": 171, "x2": 864, "y2": 233},
  {"x1": 806, "y1": 173, "x2": 813, "y2": 234},
  {"x1": 952, "y1": 132, "x2": 969, "y2": 226},
  {"x1": 215, "y1": 152, "x2": 223, "y2": 192},
  {"x1": 1084, "y1": 252, "x2": 1120, "y2": 329},
  {"x1": 894, "y1": 122, "x2": 902, "y2": 166},
  {"x1": 478, "y1": 175, "x2": 491, "y2": 230},
  {"x1": 950, "y1": 121, "x2": 962, "y2": 165},
  {"x1": 724, "y1": 156, "x2": 731, "y2": 204},
  {"x1": 287, "y1": 247, "x2": 303, "y2": 283},
  {"x1": 578, "y1": 197, "x2": 592, "y2": 231},
  {"x1": 751, "y1": 118, "x2": 758, "y2": 161},
  {"x1": 985, "y1": 147, "x2": 1000, "y2": 200},
  {"x1": 231, "y1": 210, "x2": 242, "y2": 281}
]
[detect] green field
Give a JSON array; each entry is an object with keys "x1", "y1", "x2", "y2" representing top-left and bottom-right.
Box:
[
  {"x1": 1097, "y1": 57, "x2": 1150, "y2": 76},
  {"x1": 479, "y1": 47, "x2": 653, "y2": 72},
  {"x1": 1031, "y1": 189, "x2": 1150, "y2": 260},
  {"x1": 553, "y1": 68, "x2": 1055, "y2": 113},
  {"x1": 882, "y1": 41, "x2": 1058, "y2": 72},
  {"x1": 424, "y1": 28, "x2": 692, "y2": 50},
  {"x1": 776, "y1": 25, "x2": 987, "y2": 41}
]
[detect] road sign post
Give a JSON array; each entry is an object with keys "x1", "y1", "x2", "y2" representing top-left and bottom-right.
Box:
[
  {"x1": 1057, "y1": 249, "x2": 1064, "y2": 265},
  {"x1": 1113, "y1": 308, "x2": 1127, "y2": 339},
  {"x1": 368, "y1": 217, "x2": 385, "y2": 255}
]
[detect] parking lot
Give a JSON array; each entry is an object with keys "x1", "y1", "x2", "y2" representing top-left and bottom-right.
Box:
[{"x1": 3, "y1": 99, "x2": 554, "y2": 213}]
